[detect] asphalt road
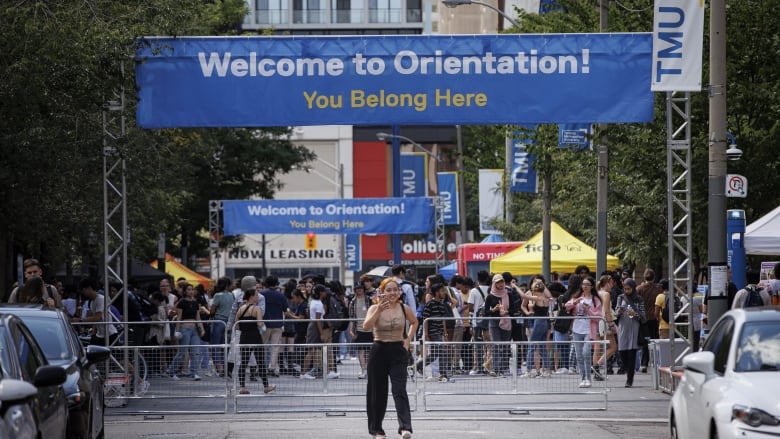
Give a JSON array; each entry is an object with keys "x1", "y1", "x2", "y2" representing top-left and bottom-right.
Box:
[{"x1": 106, "y1": 364, "x2": 672, "y2": 438}]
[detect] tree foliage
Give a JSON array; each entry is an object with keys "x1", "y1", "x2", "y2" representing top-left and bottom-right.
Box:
[
  {"x1": 461, "y1": 0, "x2": 780, "y2": 275},
  {"x1": 0, "y1": 0, "x2": 315, "y2": 281}
]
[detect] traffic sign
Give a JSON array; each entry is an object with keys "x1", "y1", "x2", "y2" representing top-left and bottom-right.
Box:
[{"x1": 725, "y1": 174, "x2": 747, "y2": 198}]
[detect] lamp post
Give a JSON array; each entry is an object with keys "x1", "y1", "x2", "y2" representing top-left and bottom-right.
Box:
[
  {"x1": 376, "y1": 132, "x2": 441, "y2": 162},
  {"x1": 441, "y1": 0, "x2": 521, "y2": 29},
  {"x1": 376, "y1": 132, "x2": 442, "y2": 267},
  {"x1": 707, "y1": 0, "x2": 729, "y2": 326}
]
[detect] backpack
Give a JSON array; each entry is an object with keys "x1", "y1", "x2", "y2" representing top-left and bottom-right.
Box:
[
  {"x1": 553, "y1": 293, "x2": 573, "y2": 333},
  {"x1": 133, "y1": 292, "x2": 157, "y2": 320},
  {"x1": 324, "y1": 294, "x2": 349, "y2": 331},
  {"x1": 662, "y1": 293, "x2": 685, "y2": 323},
  {"x1": 743, "y1": 285, "x2": 764, "y2": 308},
  {"x1": 473, "y1": 286, "x2": 489, "y2": 329}
]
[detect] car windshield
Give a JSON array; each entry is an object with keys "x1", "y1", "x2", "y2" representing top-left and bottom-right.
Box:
[
  {"x1": 735, "y1": 321, "x2": 780, "y2": 372},
  {"x1": 18, "y1": 317, "x2": 74, "y2": 363}
]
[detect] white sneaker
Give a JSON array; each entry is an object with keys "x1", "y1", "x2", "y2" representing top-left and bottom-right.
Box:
[
  {"x1": 583, "y1": 380, "x2": 592, "y2": 388},
  {"x1": 554, "y1": 367, "x2": 569, "y2": 375},
  {"x1": 401, "y1": 430, "x2": 412, "y2": 439},
  {"x1": 300, "y1": 372, "x2": 316, "y2": 380},
  {"x1": 192, "y1": 374, "x2": 202, "y2": 381},
  {"x1": 578, "y1": 380, "x2": 587, "y2": 388},
  {"x1": 358, "y1": 370, "x2": 367, "y2": 379},
  {"x1": 520, "y1": 370, "x2": 538, "y2": 379},
  {"x1": 326, "y1": 371, "x2": 340, "y2": 379},
  {"x1": 171, "y1": 374, "x2": 180, "y2": 381},
  {"x1": 468, "y1": 369, "x2": 481, "y2": 376}
]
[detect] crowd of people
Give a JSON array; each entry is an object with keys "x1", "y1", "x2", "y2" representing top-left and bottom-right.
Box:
[{"x1": 6, "y1": 256, "x2": 780, "y2": 437}]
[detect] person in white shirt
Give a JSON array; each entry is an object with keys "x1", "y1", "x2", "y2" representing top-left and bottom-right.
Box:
[{"x1": 465, "y1": 270, "x2": 491, "y2": 375}]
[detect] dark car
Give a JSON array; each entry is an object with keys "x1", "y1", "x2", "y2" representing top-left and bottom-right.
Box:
[
  {"x1": 0, "y1": 313, "x2": 68, "y2": 439},
  {"x1": 1, "y1": 305, "x2": 110, "y2": 439}
]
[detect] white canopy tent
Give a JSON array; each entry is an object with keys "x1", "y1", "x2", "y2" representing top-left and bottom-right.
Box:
[{"x1": 745, "y1": 205, "x2": 780, "y2": 255}]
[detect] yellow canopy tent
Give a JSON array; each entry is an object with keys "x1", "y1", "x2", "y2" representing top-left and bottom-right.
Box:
[
  {"x1": 150, "y1": 253, "x2": 213, "y2": 289},
  {"x1": 490, "y1": 221, "x2": 621, "y2": 275}
]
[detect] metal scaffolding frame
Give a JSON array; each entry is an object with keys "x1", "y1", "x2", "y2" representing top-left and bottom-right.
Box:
[
  {"x1": 102, "y1": 63, "x2": 130, "y2": 371},
  {"x1": 208, "y1": 200, "x2": 222, "y2": 277},
  {"x1": 434, "y1": 196, "x2": 446, "y2": 269},
  {"x1": 665, "y1": 91, "x2": 694, "y2": 366}
]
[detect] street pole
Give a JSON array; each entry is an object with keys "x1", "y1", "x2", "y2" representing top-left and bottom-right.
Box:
[
  {"x1": 542, "y1": 155, "x2": 551, "y2": 281},
  {"x1": 391, "y1": 125, "x2": 403, "y2": 265},
  {"x1": 505, "y1": 134, "x2": 513, "y2": 224},
  {"x1": 595, "y1": 0, "x2": 608, "y2": 276},
  {"x1": 707, "y1": 0, "x2": 729, "y2": 324},
  {"x1": 456, "y1": 125, "x2": 468, "y2": 245}
]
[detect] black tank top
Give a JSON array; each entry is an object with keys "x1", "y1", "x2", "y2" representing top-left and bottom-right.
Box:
[{"x1": 238, "y1": 305, "x2": 262, "y2": 344}]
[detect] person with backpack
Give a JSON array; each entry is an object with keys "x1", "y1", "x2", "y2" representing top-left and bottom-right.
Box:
[
  {"x1": 732, "y1": 270, "x2": 771, "y2": 309},
  {"x1": 7, "y1": 258, "x2": 62, "y2": 309},
  {"x1": 551, "y1": 279, "x2": 574, "y2": 374},
  {"x1": 465, "y1": 270, "x2": 491, "y2": 375}
]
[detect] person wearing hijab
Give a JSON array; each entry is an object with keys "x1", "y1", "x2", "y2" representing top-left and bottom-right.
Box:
[
  {"x1": 615, "y1": 278, "x2": 646, "y2": 388},
  {"x1": 483, "y1": 274, "x2": 517, "y2": 376}
]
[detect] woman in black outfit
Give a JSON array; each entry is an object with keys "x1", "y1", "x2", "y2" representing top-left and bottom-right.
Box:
[{"x1": 236, "y1": 288, "x2": 275, "y2": 395}]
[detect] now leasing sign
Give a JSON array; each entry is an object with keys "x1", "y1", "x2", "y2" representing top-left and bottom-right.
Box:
[
  {"x1": 136, "y1": 34, "x2": 654, "y2": 128},
  {"x1": 651, "y1": 0, "x2": 705, "y2": 91}
]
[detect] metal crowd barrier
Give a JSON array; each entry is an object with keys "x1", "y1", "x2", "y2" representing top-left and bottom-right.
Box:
[{"x1": 76, "y1": 315, "x2": 612, "y2": 414}]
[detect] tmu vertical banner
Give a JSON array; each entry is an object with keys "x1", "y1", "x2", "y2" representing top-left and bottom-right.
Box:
[
  {"x1": 401, "y1": 153, "x2": 427, "y2": 197},
  {"x1": 437, "y1": 172, "x2": 460, "y2": 225},
  {"x1": 345, "y1": 234, "x2": 362, "y2": 271},
  {"x1": 478, "y1": 169, "x2": 504, "y2": 235},
  {"x1": 510, "y1": 133, "x2": 538, "y2": 193},
  {"x1": 651, "y1": 0, "x2": 705, "y2": 91}
]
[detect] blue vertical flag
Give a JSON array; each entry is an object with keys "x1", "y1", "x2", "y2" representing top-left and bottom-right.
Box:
[
  {"x1": 509, "y1": 129, "x2": 538, "y2": 193},
  {"x1": 400, "y1": 153, "x2": 427, "y2": 198},
  {"x1": 558, "y1": 123, "x2": 592, "y2": 150},
  {"x1": 436, "y1": 172, "x2": 460, "y2": 225},
  {"x1": 345, "y1": 234, "x2": 362, "y2": 271}
]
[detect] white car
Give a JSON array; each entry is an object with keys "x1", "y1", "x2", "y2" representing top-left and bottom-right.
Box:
[{"x1": 669, "y1": 307, "x2": 780, "y2": 439}]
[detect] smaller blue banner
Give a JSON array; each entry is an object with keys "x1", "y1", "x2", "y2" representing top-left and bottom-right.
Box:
[
  {"x1": 559, "y1": 123, "x2": 591, "y2": 150},
  {"x1": 223, "y1": 198, "x2": 434, "y2": 235},
  {"x1": 510, "y1": 132, "x2": 538, "y2": 193},
  {"x1": 345, "y1": 235, "x2": 362, "y2": 271},
  {"x1": 437, "y1": 172, "x2": 459, "y2": 225},
  {"x1": 401, "y1": 153, "x2": 427, "y2": 198}
]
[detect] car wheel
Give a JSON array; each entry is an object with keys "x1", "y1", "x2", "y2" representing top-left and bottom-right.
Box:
[{"x1": 669, "y1": 411, "x2": 679, "y2": 439}]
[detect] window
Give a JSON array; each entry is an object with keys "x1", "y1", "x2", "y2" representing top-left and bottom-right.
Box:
[
  {"x1": 704, "y1": 317, "x2": 734, "y2": 375},
  {"x1": 369, "y1": 0, "x2": 401, "y2": 23},
  {"x1": 735, "y1": 322, "x2": 780, "y2": 372},
  {"x1": 332, "y1": 0, "x2": 363, "y2": 23},
  {"x1": 294, "y1": 0, "x2": 324, "y2": 23},
  {"x1": 10, "y1": 322, "x2": 46, "y2": 382}
]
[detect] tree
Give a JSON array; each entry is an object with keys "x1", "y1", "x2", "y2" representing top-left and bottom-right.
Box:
[{"x1": 0, "y1": 0, "x2": 315, "y2": 289}]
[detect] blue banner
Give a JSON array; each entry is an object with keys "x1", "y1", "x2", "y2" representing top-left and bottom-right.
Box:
[
  {"x1": 136, "y1": 34, "x2": 654, "y2": 128},
  {"x1": 559, "y1": 123, "x2": 591, "y2": 150},
  {"x1": 345, "y1": 234, "x2": 362, "y2": 271},
  {"x1": 401, "y1": 153, "x2": 427, "y2": 198},
  {"x1": 437, "y1": 172, "x2": 459, "y2": 225},
  {"x1": 510, "y1": 132, "x2": 538, "y2": 193},
  {"x1": 222, "y1": 198, "x2": 434, "y2": 235}
]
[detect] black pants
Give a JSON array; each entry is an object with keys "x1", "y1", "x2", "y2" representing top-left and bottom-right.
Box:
[
  {"x1": 641, "y1": 320, "x2": 659, "y2": 367},
  {"x1": 239, "y1": 343, "x2": 268, "y2": 387},
  {"x1": 619, "y1": 349, "x2": 638, "y2": 385},
  {"x1": 366, "y1": 341, "x2": 412, "y2": 436}
]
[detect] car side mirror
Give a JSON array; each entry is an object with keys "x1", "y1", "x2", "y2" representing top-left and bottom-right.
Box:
[
  {"x1": 33, "y1": 365, "x2": 67, "y2": 387},
  {"x1": 85, "y1": 345, "x2": 111, "y2": 366},
  {"x1": 0, "y1": 379, "x2": 38, "y2": 403},
  {"x1": 683, "y1": 351, "x2": 716, "y2": 378}
]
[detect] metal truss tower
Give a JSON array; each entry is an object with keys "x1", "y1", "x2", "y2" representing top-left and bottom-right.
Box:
[{"x1": 666, "y1": 91, "x2": 694, "y2": 365}]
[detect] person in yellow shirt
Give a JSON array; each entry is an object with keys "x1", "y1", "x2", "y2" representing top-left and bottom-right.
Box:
[{"x1": 654, "y1": 280, "x2": 671, "y2": 339}]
